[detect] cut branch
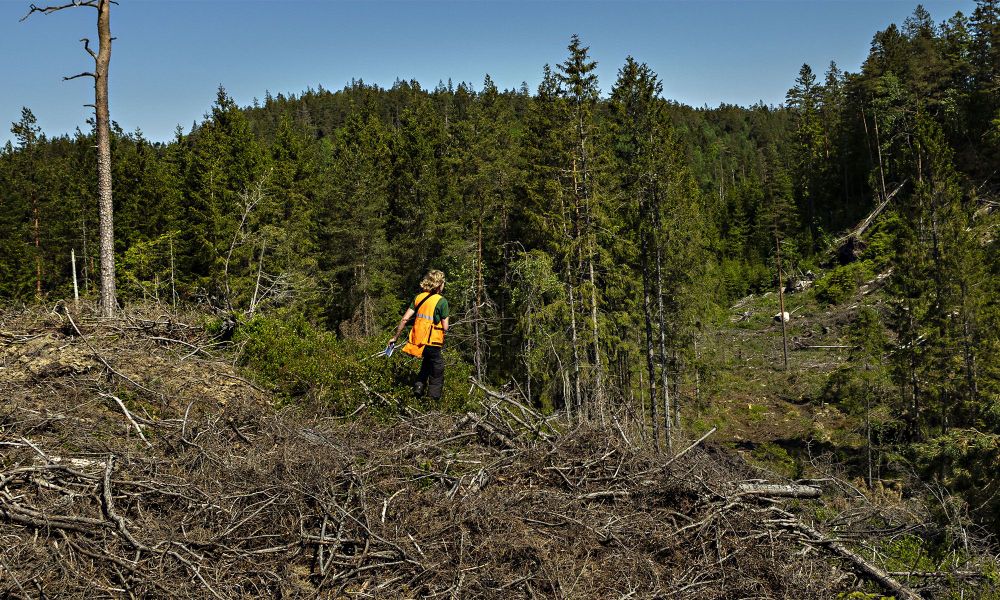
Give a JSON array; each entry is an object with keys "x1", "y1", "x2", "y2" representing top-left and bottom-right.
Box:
[
  {"x1": 774, "y1": 517, "x2": 922, "y2": 600},
  {"x1": 64, "y1": 306, "x2": 162, "y2": 399},
  {"x1": 101, "y1": 393, "x2": 152, "y2": 448},
  {"x1": 664, "y1": 427, "x2": 716, "y2": 467}
]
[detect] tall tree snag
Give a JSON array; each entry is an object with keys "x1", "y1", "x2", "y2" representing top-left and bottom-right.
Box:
[{"x1": 23, "y1": 0, "x2": 117, "y2": 316}]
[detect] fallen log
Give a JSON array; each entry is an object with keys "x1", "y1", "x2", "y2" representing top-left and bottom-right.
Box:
[
  {"x1": 775, "y1": 517, "x2": 922, "y2": 600},
  {"x1": 888, "y1": 571, "x2": 986, "y2": 580},
  {"x1": 833, "y1": 181, "x2": 906, "y2": 246},
  {"x1": 735, "y1": 483, "x2": 822, "y2": 499}
]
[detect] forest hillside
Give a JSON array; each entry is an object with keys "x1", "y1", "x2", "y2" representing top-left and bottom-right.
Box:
[{"x1": 2, "y1": 1, "x2": 1000, "y2": 597}]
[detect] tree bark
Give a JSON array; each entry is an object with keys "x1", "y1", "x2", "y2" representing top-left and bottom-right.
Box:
[
  {"x1": 71, "y1": 248, "x2": 79, "y2": 309},
  {"x1": 655, "y1": 245, "x2": 673, "y2": 452},
  {"x1": 559, "y1": 192, "x2": 581, "y2": 421},
  {"x1": 33, "y1": 194, "x2": 41, "y2": 298},
  {"x1": 568, "y1": 282, "x2": 582, "y2": 420},
  {"x1": 641, "y1": 233, "x2": 659, "y2": 451},
  {"x1": 94, "y1": 0, "x2": 116, "y2": 316},
  {"x1": 81, "y1": 216, "x2": 89, "y2": 293},
  {"x1": 734, "y1": 483, "x2": 821, "y2": 498},
  {"x1": 473, "y1": 221, "x2": 485, "y2": 380},
  {"x1": 776, "y1": 232, "x2": 789, "y2": 370},
  {"x1": 588, "y1": 246, "x2": 603, "y2": 414}
]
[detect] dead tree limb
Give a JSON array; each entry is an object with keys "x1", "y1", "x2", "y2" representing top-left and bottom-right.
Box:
[
  {"x1": 64, "y1": 307, "x2": 162, "y2": 399},
  {"x1": 664, "y1": 427, "x2": 716, "y2": 467},
  {"x1": 100, "y1": 393, "x2": 152, "y2": 448},
  {"x1": 101, "y1": 455, "x2": 147, "y2": 550},
  {"x1": 887, "y1": 571, "x2": 986, "y2": 580},
  {"x1": 773, "y1": 516, "x2": 922, "y2": 600}
]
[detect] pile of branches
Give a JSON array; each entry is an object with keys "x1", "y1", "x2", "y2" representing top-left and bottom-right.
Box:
[{"x1": 0, "y1": 305, "x2": 993, "y2": 598}]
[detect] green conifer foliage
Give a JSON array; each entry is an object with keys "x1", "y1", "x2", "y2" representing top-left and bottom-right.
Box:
[
  {"x1": 2, "y1": 109, "x2": 44, "y2": 300},
  {"x1": 889, "y1": 112, "x2": 985, "y2": 438},
  {"x1": 318, "y1": 114, "x2": 395, "y2": 337},
  {"x1": 786, "y1": 64, "x2": 825, "y2": 245},
  {"x1": 180, "y1": 87, "x2": 269, "y2": 303},
  {"x1": 556, "y1": 34, "x2": 607, "y2": 415}
]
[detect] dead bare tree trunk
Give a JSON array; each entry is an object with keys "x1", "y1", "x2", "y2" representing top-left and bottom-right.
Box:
[
  {"x1": 568, "y1": 283, "x2": 583, "y2": 421},
  {"x1": 169, "y1": 236, "x2": 177, "y2": 309},
  {"x1": 473, "y1": 221, "x2": 485, "y2": 381},
  {"x1": 81, "y1": 217, "x2": 90, "y2": 293},
  {"x1": 23, "y1": 0, "x2": 117, "y2": 316},
  {"x1": 559, "y1": 191, "x2": 582, "y2": 422},
  {"x1": 71, "y1": 249, "x2": 79, "y2": 309},
  {"x1": 587, "y1": 247, "x2": 604, "y2": 417},
  {"x1": 248, "y1": 236, "x2": 267, "y2": 318},
  {"x1": 94, "y1": 0, "x2": 115, "y2": 316}
]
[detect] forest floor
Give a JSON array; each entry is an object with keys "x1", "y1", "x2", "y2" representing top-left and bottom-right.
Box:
[
  {"x1": 694, "y1": 280, "x2": 875, "y2": 474},
  {"x1": 1, "y1": 302, "x2": 996, "y2": 598}
]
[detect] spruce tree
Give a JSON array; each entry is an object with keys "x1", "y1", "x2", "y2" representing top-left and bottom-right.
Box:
[
  {"x1": 609, "y1": 56, "x2": 668, "y2": 447},
  {"x1": 181, "y1": 87, "x2": 268, "y2": 306},
  {"x1": 786, "y1": 64, "x2": 824, "y2": 245},
  {"x1": 889, "y1": 112, "x2": 984, "y2": 438},
  {"x1": 556, "y1": 34, "x2": 606, "y2": 415}
]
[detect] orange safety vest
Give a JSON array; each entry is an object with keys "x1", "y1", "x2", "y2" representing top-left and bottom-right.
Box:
[{"x1": 401, "y1": 292, "x2": 445, "y2": 358}]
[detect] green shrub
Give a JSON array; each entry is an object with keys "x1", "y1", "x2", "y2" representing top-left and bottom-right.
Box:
[
  {"x1": 235, "y1": 310, "x2": 475, "y2": 416},
  {"x1": 815, "y1": 261, "x2": 875, "y2": 305},
  {"x1": 861, "y1": 213, "x2": 901, "y2": 272},
  {"x1": 912, "y1": 429, "x2": 1000, "y2": 531},
  {"x1": 749, "y1": 442, "x2": 798, "y2": 478}
]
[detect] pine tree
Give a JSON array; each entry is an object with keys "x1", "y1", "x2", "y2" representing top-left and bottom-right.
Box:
[{"x1": 22, "y1": 0, "x2": 118, "y2": 315}]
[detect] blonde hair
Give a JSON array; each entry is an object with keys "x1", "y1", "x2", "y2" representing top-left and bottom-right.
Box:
[{"x1": 420, "y1": 269, "x2": 446, "y2": 292}]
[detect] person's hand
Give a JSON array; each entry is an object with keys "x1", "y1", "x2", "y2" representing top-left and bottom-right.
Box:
[{"x1": 388, "y1": 336, "x2": 397, "y2": 344}]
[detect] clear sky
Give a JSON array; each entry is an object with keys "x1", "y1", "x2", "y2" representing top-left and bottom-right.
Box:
[{"x1": 0, "y1": 0, "x2": 978, "y2": 145}]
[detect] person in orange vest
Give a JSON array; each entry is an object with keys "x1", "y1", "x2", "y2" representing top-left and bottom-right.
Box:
[{"x1": 389, "y1": 269, "x2": 450, "y2": 399}]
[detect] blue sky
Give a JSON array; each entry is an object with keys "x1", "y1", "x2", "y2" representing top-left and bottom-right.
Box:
[{"x1": 0, "y1": 0, "x2": 978, "y2": 145}]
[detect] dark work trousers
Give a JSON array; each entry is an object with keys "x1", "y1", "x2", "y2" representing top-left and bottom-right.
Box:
[{"x1": 416, "y1": 346, "x2": 445, "y2": 399}]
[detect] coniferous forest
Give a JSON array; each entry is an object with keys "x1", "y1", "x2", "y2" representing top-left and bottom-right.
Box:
[{"x1": 3, "y1": 2, "x2": 1000, "y2": 596}]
